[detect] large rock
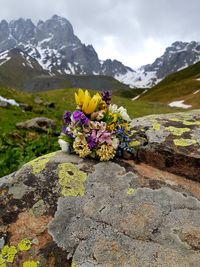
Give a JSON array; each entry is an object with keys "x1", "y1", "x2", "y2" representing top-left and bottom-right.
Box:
[
  {"x1": 1, "y1": 151, "x2": 200, "y2": 266},
  {"x1": 16, "y1": 117, "x2": 56, "y2": 132},
  {"x1": 130, "y1": 109, "x2": 200, "y2": 181}
]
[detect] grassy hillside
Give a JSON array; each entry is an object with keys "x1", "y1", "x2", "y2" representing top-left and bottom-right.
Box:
[
  {"x1": 0, "y1": 86, "x2": 181, "y2": 177},
  {"x1": 140, "y1": 61, "x2": 200, "y2": 109}
]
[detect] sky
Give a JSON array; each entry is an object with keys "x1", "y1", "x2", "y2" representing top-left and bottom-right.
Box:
[{"x1": 0, "y1": 0, "x2": 200, "y2": 69}]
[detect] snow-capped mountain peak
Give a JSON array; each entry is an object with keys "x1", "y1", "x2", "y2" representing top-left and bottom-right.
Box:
[{"x1": 0, "y1": 16, "x2": 200, "y2": 88}]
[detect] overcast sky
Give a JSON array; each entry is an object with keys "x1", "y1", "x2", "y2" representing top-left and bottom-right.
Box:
[{"x1": 0, "y1": 0, "x2": 199, "y2": 69}]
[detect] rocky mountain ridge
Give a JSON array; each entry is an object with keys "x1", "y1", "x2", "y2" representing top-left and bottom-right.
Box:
[{"x1": 0, "y1": 15, "x2": 200, "y2": 88}]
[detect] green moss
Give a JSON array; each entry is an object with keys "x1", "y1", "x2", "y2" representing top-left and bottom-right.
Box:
[
  {"x1": 22, "y1": 260, "x2": 39, "y2": 267},
  {"x1": 165, "y1": 126, "x2": 191, "y2": 136},
  {"x1": 58, "y1": 163, "x2": 87, "y2": 197},
  {"x1": 28, "y1": 151, "x2": 57, "y2": 174},
  {"x1": 127, "y1": 188, "x2": 135, "y2": 195},
  {"x1": 173, "y1": 138, "x2": 197, "y2": 146},
  {"x1": 18, "y1": 239, "x2": 32, "y2": 251},
  {"x1": 0, "y1": 245, "x2": 17, "y2": 263}
]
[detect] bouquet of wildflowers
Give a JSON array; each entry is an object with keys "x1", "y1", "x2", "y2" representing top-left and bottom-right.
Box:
[{"x1": 58, "y1": 89, "x2": 132, "y2": 161}]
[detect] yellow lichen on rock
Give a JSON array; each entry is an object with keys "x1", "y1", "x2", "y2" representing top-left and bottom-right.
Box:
[
  {"x1": 152, "y1": 122, "x2": 161, "y2": 131},
  {"x1": 129, "y1": 140, "x2": 141, "y2": 147},
  {"x1": 71, "y1": 261, "x2": 77, "y2": 267},
  {"x1": 0, "y1": 254, "x2": 6, "y2": 267},
  {"x1": 170, "y1": 118, "x2": 183, "y2": 122},
  {"x1": 28, "y1": 151, "x2": 57, "y2": 174},
  {"x1": 58, "y1": 163, "x2": 87, "y2": 197},
  {"x1": 18, "y1": 238, "x2": 32, "y2": 251},
  {"x1": 173, "y1": 138, "x2": 197, "y2": 146},
  {"x1": 183, "y1": 121, "x2": 200, "y2": 126},
  {"x1": 22, "y1": 260, "x2": 39, "y2": 267},
  {"x1": 0, "y1": 245, "x2": 17, "y2": 263},
  {"x1": 170, "y1": 118, "x2": 200, "y2": 126},
  {"x1": 165, "y1": 126, "x2": 191, "y2": 136},
  {"x1": 127, "y1": 188, "x2": 135, "y2": 195}
]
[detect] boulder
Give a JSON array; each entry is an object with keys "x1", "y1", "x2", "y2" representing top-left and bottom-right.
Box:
[
  {"x1": 34, "y1": 97, "x2": 43, "y2": 105},
  {"x1": 16, "y1": 117, "x2": 56, "y2": 132},
  {"x1": 0, "y1": 100, "x2": 10, "y2": 107},
  {"x1": 130, "y1": 109, "x2": 200, "y2": 181},
  {"x1": 19, "y1": 103, "x2": 33, "y2": 111},
  {"x1": 44, "y1": 102, "x2": 56, "y2": 109},
  {"x1": 1, "y1": 151, "x2": 200, "y2": 266}
]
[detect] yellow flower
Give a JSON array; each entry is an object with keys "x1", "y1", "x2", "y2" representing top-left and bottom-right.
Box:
[
  {"x1": 75, "y1": 89, "x2": 85, "y2": 106},
  {"x1": 75, "y1": 89, "x2": 101, "y2": 115},
  {"x1": 96, "y1": 144, "x2": 116, "y2": 161},
  {"x1": 73, "y1": 136, "x2": 91, "y2": 158},
  {"x1": 99, "y1": 101, "x2": 107, "y2": 111},
  {"x1": 107, "y1": 123, "x2": 115, "y2": 131},
  {"x1": 123, "y1": 122, "x2": 129, "y2": 131}
]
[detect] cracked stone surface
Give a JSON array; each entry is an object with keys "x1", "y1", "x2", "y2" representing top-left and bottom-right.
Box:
[
  {"x1": 129, "y1": 109, "x2": 200, "y2": 181},
  {"x1": 1, "y1": 150, "x2": 200, "y2": 266}
]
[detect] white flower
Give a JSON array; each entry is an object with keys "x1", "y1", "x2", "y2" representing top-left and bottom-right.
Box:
[
  {"x1": 109, "y1": 104, "x2": 118, "y2": 114},
  {"x1": 58, "y1": 139, "x2": 70, "y2": 153},
  {"x1": 118, "y1": 106, "x2": 131, "y2": 121},
  {"x1": 112, "y1": 137, "x2": 119, "y2": 149},
  {"x1": 109, "y1": 104, "x2": 131, "y2": 121}
]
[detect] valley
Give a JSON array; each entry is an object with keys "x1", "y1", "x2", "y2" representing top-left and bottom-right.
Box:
[{"x1": 0, "y1": 15, "x2": 200, "y2": 178}]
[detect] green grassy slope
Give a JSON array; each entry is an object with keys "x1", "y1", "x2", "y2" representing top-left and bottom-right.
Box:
[
  {"x1": 140, "y1": 61, "x2": 200, "y2": 109},
  {"x1": 0, "y1": 86, "x2": 182, "y2": 177}
]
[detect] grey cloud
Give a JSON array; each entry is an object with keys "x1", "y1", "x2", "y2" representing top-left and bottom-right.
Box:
[{"x1": 0, "y1": 0, "x2": 200, "y2": 68}]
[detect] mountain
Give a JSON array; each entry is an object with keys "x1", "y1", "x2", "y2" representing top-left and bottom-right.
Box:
[
  {"x1": 0, "y1": 16, "x2": 200, "y2": 89},
  {"x1": 117, "y1": 41, "x2": 200, "y2": 88},
  {"x1": 0, "y1": 48, "x2": 132, "y2": 92},
  {"x1": 139, "y1": 59, "x2": 200, "y2": 109},
  {"x1": 0, "y1": 15, "x2": 134, "y2": 86}
]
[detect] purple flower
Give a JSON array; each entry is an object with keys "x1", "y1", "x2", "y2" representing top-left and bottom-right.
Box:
[
  {"x1": 63, "y1": 111, "x2": 72, "y2": 124},
  {"x1": 73, "y1": 110, "x2": 89, "y2": 125},
  {"x1": 89, "y1": 128, "x2": 113, "y2": 145},
  {"x1": 101, "y1": 90, "x2": 111, "y2": 105},
  {"x1": 62, "y1": 126, "x2": 73, "y2": 138},
  {"x1": 87, "y1": 134, "x2": 97, "y2": 149}
]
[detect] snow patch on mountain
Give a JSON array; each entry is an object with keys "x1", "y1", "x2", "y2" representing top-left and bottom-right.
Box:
[
  {"x1": 115, "y1": 69, "x2": 159, "y2": 88},
  {"x1": 168, "y1": 100, "x2": 192, "y2": 109},
  {"x1": 0, "y1": 95, "x2": 19, "y2": 106}
]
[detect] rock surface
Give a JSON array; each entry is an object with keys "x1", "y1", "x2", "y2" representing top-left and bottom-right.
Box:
[
  {"x1": 1, "y1": 149, "x2": 200, "y2": 267},
  {"x1": 130, "y1": 109, "x2": 200, "y2": 181},
  {"x1": 16, "y1": 117, "x2": 56, "y2": 132}
]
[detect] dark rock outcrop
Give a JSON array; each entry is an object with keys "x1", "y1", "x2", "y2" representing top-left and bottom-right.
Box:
[{"x1": 130, "y1": 109, "x2": 200, "y2": 181}]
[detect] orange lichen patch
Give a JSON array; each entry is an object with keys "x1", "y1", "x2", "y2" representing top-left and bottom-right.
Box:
[
  {"x1": 120, "y1": 203, "x2": 156, "y2": 235},
  {"x1": 8, "y1": 211, "x2": 52, "y2": 248},
  {"x1": 93, "y1": 239, "x2": 137, "y2": 266},
  {"x1": 35, "y1": 230, "x2": 52, "y2": 250}
]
